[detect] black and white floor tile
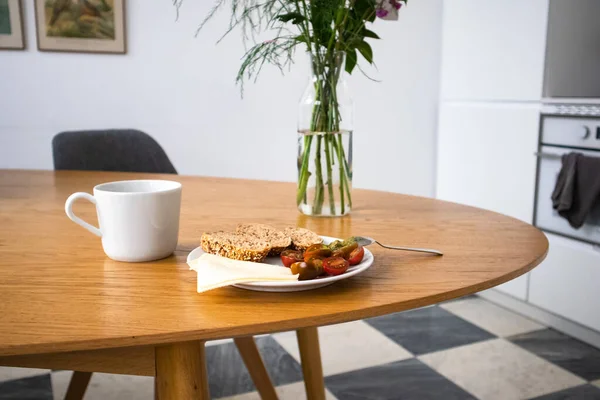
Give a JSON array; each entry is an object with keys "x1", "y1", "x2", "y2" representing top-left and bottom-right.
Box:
[{"x1": 2, "y1": 295, "x2": 600, "y2": 400}]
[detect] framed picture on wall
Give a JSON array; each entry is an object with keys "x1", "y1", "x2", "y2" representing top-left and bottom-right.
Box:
[
  {"x1": 0, "y1": 0, "x2": 25, "y2": 50},
  {"x1": 34, "y1": 0, "x2": 126, "y2": 54}
]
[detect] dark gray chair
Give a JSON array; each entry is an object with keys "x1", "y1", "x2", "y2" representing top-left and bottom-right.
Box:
[{"x1": 52, "y1": 129, "x2": 177, "y2": 174}]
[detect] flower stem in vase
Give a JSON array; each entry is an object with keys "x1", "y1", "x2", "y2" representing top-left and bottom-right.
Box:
[
  {"x1": 337, "y1": 134, "x2": 353, "y2": 208},
  {"x1": 331, "y1": 135, "x2": 352, "y2": 209},
  {"x1": 297, "y1": 51, "x2": 353, "y2": 216},
  {"x1": 296, "y1": 135, "x2": 313, "y2": 206},
  {"x1": 312, "y1": 135, "x2": 325, "y2": 214},
  {"x1": 335, "y1": 135, "x2": 345, "y2": 215},
  {"x1": 323, "y1": 134, "x2": 336, "y2": 215}
]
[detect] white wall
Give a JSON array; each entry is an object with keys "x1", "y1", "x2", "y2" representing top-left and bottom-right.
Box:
[{"x1": 0, "y1": 0, "x2": 441, "y2": 196}]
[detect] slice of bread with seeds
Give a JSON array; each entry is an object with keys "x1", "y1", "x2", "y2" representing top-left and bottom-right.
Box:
[
  {"x1": 200, "y1": 231, "x2": 271, "y2": 262},
  {"x1": 235, "y1": 223, "x2": 292, "y2": 255},
  {"x1": 283, "y1": 227, "x2": 323, "y2": 251}
]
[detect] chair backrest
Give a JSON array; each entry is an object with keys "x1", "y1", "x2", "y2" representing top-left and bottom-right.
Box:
[{"x1": 52, "y1": 129, "x2": 177, "y2": 174}]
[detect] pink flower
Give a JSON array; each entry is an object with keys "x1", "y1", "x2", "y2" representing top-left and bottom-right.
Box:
[
  {"x1": 376, "y1": 8, "x2": 389, "y2": 18},
  {"x1": 376, "y1": 0, "x2": 402, "y2": 21}
]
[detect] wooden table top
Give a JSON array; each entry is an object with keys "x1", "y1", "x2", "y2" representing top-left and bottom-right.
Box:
[{"x1": 0, "y1": 170, "x2": 548, "y2": 357}]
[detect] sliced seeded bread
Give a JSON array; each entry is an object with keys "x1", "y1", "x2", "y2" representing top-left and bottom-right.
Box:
[
  {"x1": 235, "y1": 223, "x2": 292, "y2": 255},
  {"x1": 283, "y1": 227, "x2": 323, "y2": 251},
  {"x1": 201, "y1": 231, "x2": 271, "y2": 262}
]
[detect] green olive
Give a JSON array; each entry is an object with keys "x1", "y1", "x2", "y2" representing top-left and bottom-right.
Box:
[
  {"x1": 344, "y1": 237, "x2": 358, "y2": 244},
  {"x1": 329, "y1": 240, "x2": 344, "y2": 251},
  {"x1": 332, "y1": 241, "x2": 358, "y2": 260},
  {"x1": 330, "y1": 237, "x2": 358, "y2": 252}
]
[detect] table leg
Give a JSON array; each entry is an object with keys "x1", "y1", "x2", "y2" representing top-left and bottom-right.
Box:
[
  {"x1": 234, "y1": 337, "x2": 278, "y2": 400},
  {"x1": 296, "y1": 327, "x2": 326, "y2": 400},
  {"x1": 155, "y1": 341, "x2": 210, "y2": 399},
  {"x1": 64, "y1": 371, "x2": 92, "y2": 400}
]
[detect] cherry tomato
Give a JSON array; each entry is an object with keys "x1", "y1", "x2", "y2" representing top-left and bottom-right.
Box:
[
  {"x1": 348, "y1": 246, "x2": 364, "y2": 266},
  {"x1": 291, "y1": 261, "x2": 320, "y2": 281},
  {"x1": 280, "y1": 249, "x2": 304, "y2": 268},
  {"x1": 304, "y1": 243, "x2": 332, "y2": 262},
  {"x1": 331, "y1": 249, "x2": 344, "y2": 258},
  {"x1": 290, "y1": 261, "x2": 305, "y2": 275},
  {"x1": 306, "y1": 258, "x2": 324, "y2": 276},
  {"x1": 323, "y1": 256, "x2": 349, "y2": 276}
]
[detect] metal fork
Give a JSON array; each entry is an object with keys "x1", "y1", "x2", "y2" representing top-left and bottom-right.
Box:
[{"x1": 355, "y1": 236, "x2": 443, "y2": 256}]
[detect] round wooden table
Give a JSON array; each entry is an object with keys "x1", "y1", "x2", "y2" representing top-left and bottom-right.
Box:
[{"x1": 0, "y1": 170, "x2": 548, "y2": 399}]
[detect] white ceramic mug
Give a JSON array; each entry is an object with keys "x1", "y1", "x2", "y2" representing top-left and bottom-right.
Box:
[{"x1": 65, "y1": 180, "x2": 182, "y2": 262}]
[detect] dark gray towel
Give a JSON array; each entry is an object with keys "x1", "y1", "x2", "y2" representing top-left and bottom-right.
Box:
[
  {"x1": 551, "y1": 152, "x2": 600, "y2": 229},
  {"x1": 551, "y1": 153, "x2": 578, "y2": 212}
]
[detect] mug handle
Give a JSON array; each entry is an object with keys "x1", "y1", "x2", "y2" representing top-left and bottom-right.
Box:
[{"x1": 65, "y1": 192, "x2": 102, "y2": 237}]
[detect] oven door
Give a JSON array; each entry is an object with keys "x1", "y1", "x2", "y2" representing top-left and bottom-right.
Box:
[{"x1": 534, "y1": 145, "x2": 600, "y2": 245}]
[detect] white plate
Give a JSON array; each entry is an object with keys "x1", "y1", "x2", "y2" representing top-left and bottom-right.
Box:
[{"x1": 187, "y1": 236, "x2": 374, "y2": 292}]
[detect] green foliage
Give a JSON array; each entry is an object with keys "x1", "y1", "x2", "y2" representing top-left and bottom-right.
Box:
[
  {"x1": 276, "y1": 12, "x2": 306, "y2": 24},
  {"x1": 355, "y1": 40, "x2": 373, "y2": 64},
  {"x1": 237, "y1": 37, "x2": 298, "y2": 90},
  {"x1": 362, "y1": 28, "x2": 380, "y2": 39},
  {"x1": 345, "y1": 48, "x2": 357, "y2": 74},
  {"x1": 353, "y1": 0, "x2": 376, "y2": 23},
  {"x1": 310, "y1": 0, "x2": 342, "y2": 47},
  {"x1": 176, "y1": 0, "x2": 403, "y2": 88}
]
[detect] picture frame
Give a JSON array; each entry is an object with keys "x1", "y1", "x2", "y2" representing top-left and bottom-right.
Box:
[
  {"x1": 34, "y1": 0, "x2": 126, "y2": 54},
  {"x1": 0, "y1": 0, "x2": 25, "y2": 50}
]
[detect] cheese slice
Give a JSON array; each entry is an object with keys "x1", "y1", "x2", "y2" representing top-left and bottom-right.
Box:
[{"x1": 188, "y1": 253, "x2": 298, "y2": 293}]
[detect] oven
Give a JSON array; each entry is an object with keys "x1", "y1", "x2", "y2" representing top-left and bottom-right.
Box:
[{"x1": 534, "y1": 106, "x2": 600, "y2": 246}]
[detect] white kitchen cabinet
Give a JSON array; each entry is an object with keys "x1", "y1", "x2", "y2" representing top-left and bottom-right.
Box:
[
  {"x1": 492, "y1": 275, "x2": 530, "y2": 303},
  {"x1": 436, "y1": 102, "x2": 540, "y2": 299},
  {"x1": 440, "y1": 0, "x2": 548, "y2": 101},
  {"x1": 529, "y1": 234, "x2": 600, "y2": 332}
]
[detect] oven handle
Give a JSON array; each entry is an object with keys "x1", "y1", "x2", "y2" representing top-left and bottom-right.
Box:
[{"x1": 534, "y1": 152, "x2": 563, "y2": 160}]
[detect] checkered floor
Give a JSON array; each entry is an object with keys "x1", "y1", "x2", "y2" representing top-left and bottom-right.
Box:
[{"x1": 2, "y1": 296, "x2": 600, "y2": 400}]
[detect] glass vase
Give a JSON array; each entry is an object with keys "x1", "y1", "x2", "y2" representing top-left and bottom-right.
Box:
[{"x1": 297, "y1": 51, "x2": 354, "y2": 217}]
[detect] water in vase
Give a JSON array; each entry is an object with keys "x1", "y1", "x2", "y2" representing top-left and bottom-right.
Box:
[{"x1": 297, "y1": 130, "x2": 353, "y2": 217}]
